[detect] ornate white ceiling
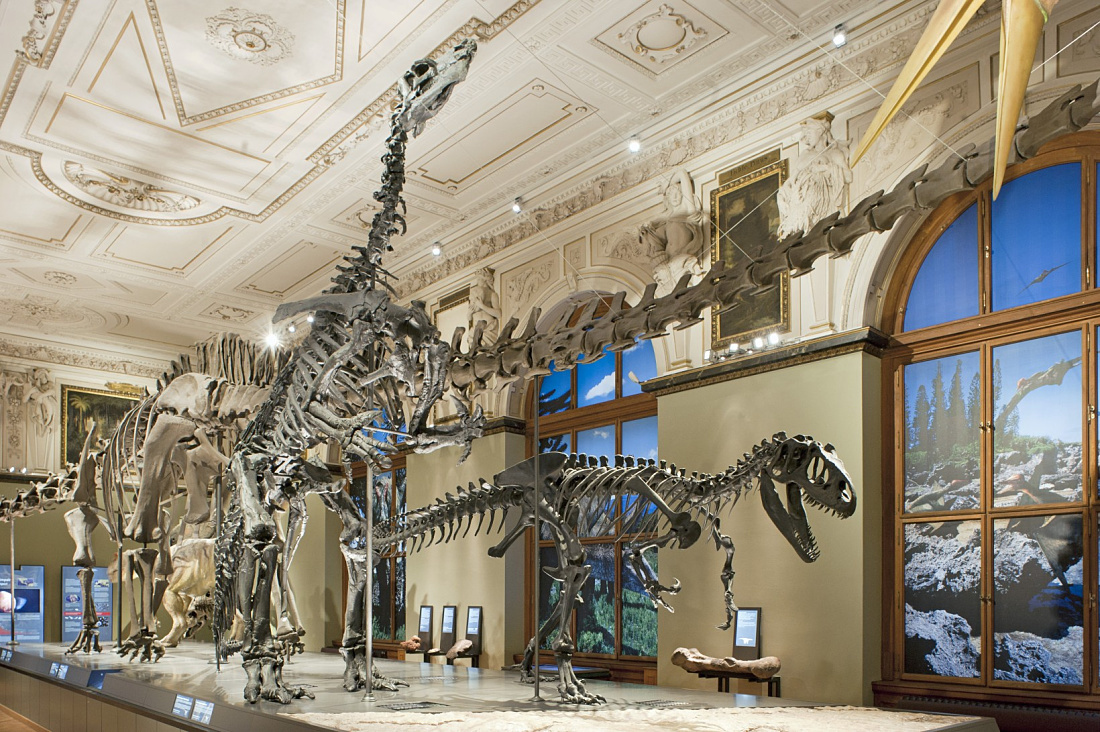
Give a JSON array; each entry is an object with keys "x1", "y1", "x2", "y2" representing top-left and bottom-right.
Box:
[{"x1": 0, "y1": 0, "x2": 897, "y2": 360}]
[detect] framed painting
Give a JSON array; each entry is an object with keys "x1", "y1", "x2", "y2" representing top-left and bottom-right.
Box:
[
  {"x1": 61, "y1": 386, "x2": 141, "y2": 466},
  {"x1": 710, "y1": 150, "x2": 789, "y2": 348}
]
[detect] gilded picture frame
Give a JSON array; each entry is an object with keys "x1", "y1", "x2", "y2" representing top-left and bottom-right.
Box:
[
  {"x1": 60, "y1": 385, "x2": 141, "y2": 466},
  {"x1": 710, "y1": 151, "x2": 789, "y2": 348}
]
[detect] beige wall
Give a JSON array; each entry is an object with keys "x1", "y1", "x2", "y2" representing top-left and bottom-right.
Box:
[
  {"x1": 0, "y1": 482, "x2": 121, "y2": 644},
  {"x1": 656, "y1": 351, "x2": 881, "y2": 705},
  {"x1": 405, "y1": 431, "x2": 527, "y2": 670}
]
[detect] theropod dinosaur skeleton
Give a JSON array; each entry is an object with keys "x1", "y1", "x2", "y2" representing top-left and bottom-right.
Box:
[
  {"x1": 371, "y1": 433, "x2": 854, "y2": 703},
  {"x1": 208, "y1": 25, "x2": 1100, "y2": 703}
]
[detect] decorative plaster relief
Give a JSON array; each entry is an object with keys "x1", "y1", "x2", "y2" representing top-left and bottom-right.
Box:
[
  {"x1": 595, "y1": 1, "x2": 724, "y2": 76},
  {"x1": 205, "y1": 7, "x2": 295, "y2": 66},
  {"x1": 502, "y1": 252, "x2": 556, "y2": 315},
  {"x1": 63, "y1": 162, "x2": 201, "y2": 213},
  {"x1": 42, "y1": 270, "x2": 77, "y2": 286},
  {"x1": 0, "y1": 338, "x2": 163, "y2": 378},
  {"x1": 563, "y1": 239, "x2": 586, "y2": 292},
  {"x1": 398, "y1": 12, "x2": 935, "y2": 298},
  {"x1": 618, "y1": 4, "x2": 708, "y2": 65},
  {"x1": 200, "y1": 303, "x2": 257, "y2": 323},
  {"x1": 18, "y1": 0, "x2": 64, "y2": 63},
  {"x1": 777, "y1": 114, "x2": 851, "y2": 239},
  {"x1": 1057, "y1": 7, "x2": 1100, "y2": 77},
  {"x1": 846, "y1": 66, "x2": 979, "y2": 199}
]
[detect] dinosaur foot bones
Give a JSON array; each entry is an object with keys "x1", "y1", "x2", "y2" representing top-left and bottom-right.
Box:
[
  {"x1": 116, "y1": 630, "x2": 165, "y2": 663},
  {"x1": 242, "y1": 650, "x2": 315, "y2": 704}
]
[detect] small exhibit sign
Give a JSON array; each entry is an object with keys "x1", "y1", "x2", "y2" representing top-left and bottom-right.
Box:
[
  {"x1": 61, "y1": 566, "x2": 113, "y2": 643},
  {"x1": 191, "y1": 699, "x2": 215, "y2": 724},
  {"x1": 0, "y1": 566, "x2": 45, "y2": 643},
  {"x1": 418, "y1": 606, "x2": 431, "y2": 633},
  {"x1": 171, "y1": 694, "x2": 194, "y2": 718},
  {"x1": 466, "y1": 607, "x2": 480, "y2": 635},
  {"x1": 442, "y1": 606, "x2": 454, "y2": 633}
]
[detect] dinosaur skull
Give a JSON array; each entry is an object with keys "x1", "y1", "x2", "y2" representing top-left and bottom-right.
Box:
[
  {"x1": 759, "y1": 433, "x2": 856, "y2": 562},
  {"x1": 396, "y1": 39, "x2": 477, "y2": 137}
]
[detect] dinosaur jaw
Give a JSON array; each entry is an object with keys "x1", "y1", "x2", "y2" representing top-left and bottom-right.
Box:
[{"x1": 760, "y1": 478, "x2": 820, "y2": 563}]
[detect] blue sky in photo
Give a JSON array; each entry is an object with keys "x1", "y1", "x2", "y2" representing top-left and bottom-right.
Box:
[
  {"x1": 992, "y1": 163, "x2": 1081, "y2": 312},
  {"x1": 621, "y1": 415, "x2": 658, "y2": 461},
  {"x1": 577, "y1": 424, "x2": 615, "y2": 459},
  {"x1": 904, "y1": 351, "x2": 979, "y2": 429},
  {"x1": 621, "y1": 339, "x2": 658, "y2": 396},
  {"x1": 993, "y1": 331, "x2": 1081, "y2": 444},
  {"x1": 906, "y1": 204, "x2": 979, "y2": 331}
]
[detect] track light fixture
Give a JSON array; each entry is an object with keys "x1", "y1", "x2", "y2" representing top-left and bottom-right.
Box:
[
  {"x1": 628, "y1": 135, "x2": 641, "y2": 153},
  {"x1": 832, "y1": 23, "x2": 847, "y2": 48},
  {"x1": 512, "y1": 197, "x2": 523, "y2": 214},
  {"x1": 431, "y1": 242, "x2": 442, "y2": 256},
  {"x1": 265, "y1": 332, "x2": 281, "y2": 349}
]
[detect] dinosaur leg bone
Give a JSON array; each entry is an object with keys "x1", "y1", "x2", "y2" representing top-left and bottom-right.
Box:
[{"x1": 64, "y1": 506, "x2": 103, "y2": 654}]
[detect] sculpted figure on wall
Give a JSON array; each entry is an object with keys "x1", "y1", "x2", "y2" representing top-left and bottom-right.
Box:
[
  {"x1": 777, "y1": 113, "x2": 852, "y2": 238},
  {"x1": 638, "y1": 168, "x2": 705, "y2": 296},
  {"x1": 467, "y1": 267, "x2": 501, "y2": 348}
]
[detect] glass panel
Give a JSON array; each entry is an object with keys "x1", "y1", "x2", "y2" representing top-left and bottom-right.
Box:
[
  {"x1": 539, "y1": 366, "x2": 572, "y2": 416},
  {"x1": 621, "y1": 339, "x2": 658, "y2": 397},
  {"x1": 621, "y1": 548, "x2": 658, "y2": 657},
  {"x1": 538, "y1": 433, "x2": 571, "y2": 454},
  {"x1": 538, "y1": 545, "x2": 561, "y2": 650},
  {"x1": 905, "y1": 204, "x2": 979, "y2": 331},
  {"x1": 394, "y1": 467, "x2": 406, "y2": 515},
  {"x1": 993, "y1": 514, "x2": 1083, "y2": 684},
  {"x1": 621, "y1": 416, "x2": 658, "y2": 461},
  {"x1": 992, "y1": 332, "x2": 1083, "y2": 507},
  {"x1": 371, "y1": 558, "x2": 392, "y2": 640},
  {"x1": 394, "y1": 557, "x2": 406, "y2": 641},
  {"x1": 576, "y1": 424, "x2": 617, "y2": 536},
  {"x1": 372, "y1": 470, "x2": 393, "y2": 524},
  {"x1": 577, "y1": 351, "x2": 616, "y2": 408},
  {"x1": 903, "y1": 352, "x2": 981, "y2": 513},
  {"x1": 349, "y1": 475, "x2": 368, "y2": 519},
  {"x1": 992, "y1": 163, "x2": 1082, "y2": 312},
  {"x1": 576, "y1": 424, "x2": 615, "y2": 460},
  {"x1": 576, "y1": 543, "x2": 616, "y2": 654},
  {"x1": 903, "y1": 521, "x2": 981, "y2": 677},
  {"x1": 622, "y1": 416, "x2": 659, "y2": 533}
]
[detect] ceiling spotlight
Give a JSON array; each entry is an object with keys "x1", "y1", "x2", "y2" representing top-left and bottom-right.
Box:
[
  {"x1": 728, "y1": 343, "x2": 739, "y2": 353},
  {"x1": 306, "y1": 314, "x2": 315, "y2": 324},
  {"x1": 288, "y1": 324, "x2": 296, "y2": 333},
  {"x1": 7, "y1": 467, "x2": 12, "y2": 473},
  {"x1": 265, "y1": 332, "x2": 281, "y2": 349},
  {"x1": 431, "y1": 242, "x2": 442, "y2": 256},
  {"x1": 703, "y1": 349, "x2": 711, "y2": 361},
  {"x1": 20, "y1": 468, "x2": 26, "y2": 474},
  {"x1": 752, "y1": 336, "x2": 765, "y2": 349},
  {"x1": 832, "y1": 24, "x2": 847, "y2": 48},
  {"x1": 512, "y1": 197, "x2": 523, "y2": 214},
  {"x1": 628, "y1": 136, "x2": 641, "y2": 153},
  {"x1": 767, "y1": 332, "x2": 780, "y2": 345}
]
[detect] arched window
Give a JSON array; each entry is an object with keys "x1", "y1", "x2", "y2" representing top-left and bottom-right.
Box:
[
  {"x1": 881, "y1": 135, "x2": 1100, "y2": 706},
  {"x1": 527, "y1": 330, "x2": 660, "y2": 678}
]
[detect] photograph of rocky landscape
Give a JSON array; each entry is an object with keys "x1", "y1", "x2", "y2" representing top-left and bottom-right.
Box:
[
  {"x1": 903, "y1": 330, "x2": 1085, "y2": 684},
  {"x1": 904, "y1": 520, "x2": 982, "y2": 677}
]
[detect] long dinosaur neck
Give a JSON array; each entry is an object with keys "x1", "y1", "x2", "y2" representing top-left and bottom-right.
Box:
[{"x1": 325, "y1": 117, "x2": 409, "y2": 296}]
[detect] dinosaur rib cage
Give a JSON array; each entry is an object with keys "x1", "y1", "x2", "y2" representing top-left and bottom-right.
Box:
[{"x1": 371, "y1": 446, "x2": 777, "y2": 557}]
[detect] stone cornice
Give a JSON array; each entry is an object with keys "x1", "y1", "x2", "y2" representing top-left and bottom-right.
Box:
[{"x1": 0, "y1": 335, "x2": 166, "y2": 378}]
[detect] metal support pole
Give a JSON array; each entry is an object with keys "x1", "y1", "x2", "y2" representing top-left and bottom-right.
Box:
[
  {"x1": 214, "y1": 473, "x2": 223, "y2": 670},
  {"x1": 363, "y1": 455, "x2": 375, "y2": 702},
  {"x1": 8, "y1": 520, "x2": 16, "y2": 646},
  {"x1": 530, "y1": 376, "x2": 541, "y2": 701}
]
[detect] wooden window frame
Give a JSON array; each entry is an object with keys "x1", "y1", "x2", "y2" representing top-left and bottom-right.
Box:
[
  {"x1": 877, "y1": 132, "x2": 1100, "y2": 710},
  {"x1": 522, "y1": 345, "x2": 661, "y2": 681},
  {"x1": 340, "y1": 454, "x2": 408, "y2": 651}
]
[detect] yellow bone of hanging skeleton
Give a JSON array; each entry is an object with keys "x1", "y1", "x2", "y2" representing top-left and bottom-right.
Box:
[{"x1": 852, "y1": 0, "x2": 1058, "y2": 199}]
